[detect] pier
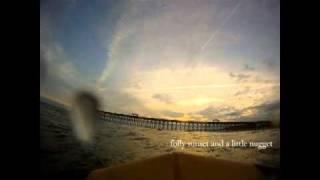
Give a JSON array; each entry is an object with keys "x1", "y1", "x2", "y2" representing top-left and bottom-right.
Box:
[{"x1": 98, "y1": 111, "x2": 272, "y2": 131}]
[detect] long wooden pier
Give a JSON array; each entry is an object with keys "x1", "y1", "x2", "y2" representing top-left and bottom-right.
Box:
[{"x1": 98, "y1": 111, "x2": 272, "y2": 131}]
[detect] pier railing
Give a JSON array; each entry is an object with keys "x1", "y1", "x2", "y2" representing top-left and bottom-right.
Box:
[{"x1": 98, "y1": 111, "x2": 272, "y2": 131}]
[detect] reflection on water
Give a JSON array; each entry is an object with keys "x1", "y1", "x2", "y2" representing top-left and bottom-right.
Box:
[
  {"x1": 95, "y1": 118, "x2": 279, "y2": 167},
  {"x1": 40, "y1": 100, "x2": 279, "y2": 179}
]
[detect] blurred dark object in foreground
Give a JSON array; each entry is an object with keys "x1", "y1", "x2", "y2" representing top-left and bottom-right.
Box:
[{"x1": 40, "y1": 99, "x2": 103, "y2": 180}]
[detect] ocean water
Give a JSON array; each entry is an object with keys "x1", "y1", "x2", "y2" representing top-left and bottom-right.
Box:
[{"x1": 40, "y1": 101, "x2": 280, "y2": 179}]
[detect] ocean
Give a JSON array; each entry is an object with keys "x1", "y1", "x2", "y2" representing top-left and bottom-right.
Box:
[{"x1": 40, "y1": 100, "x2": 280, "y2": 179}]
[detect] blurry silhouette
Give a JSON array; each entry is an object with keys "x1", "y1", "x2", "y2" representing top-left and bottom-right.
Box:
[{"x1": 70, "y1": 91, "x2": 100, "y2": 144}]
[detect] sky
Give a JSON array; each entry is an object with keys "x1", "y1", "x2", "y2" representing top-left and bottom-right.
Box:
[{"x1": 40, "y1": 0, "x2": 280, "y2": 122}]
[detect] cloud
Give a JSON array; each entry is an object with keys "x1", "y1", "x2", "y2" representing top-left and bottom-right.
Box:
[
  {"x1": 161, "y1": 110, "x2": 184, "y2": 118},
  {"x1": 92, "y1": 0, "x2": 280, "y2": 117},
  {"x1": 247, "y1": 100, "x2": 280, "y2": 118},
  {"x1": 234, "y1": 86, "x2": 250, "y2": 96},
  {"x1": 244, "y1": 64, "x2": 255, "y2": 71},
  {"x1": 262, "y1": 55, "x2": 280, "y2": 76},
  {"x1": 198, "y1": 105, "x2": 237, "y2": 120},
  {"x1": 97, "y1": 0, "x2": 251, "y2": 86},
  {"x1": 40, "y1": 53, "x2": 47, "y2": 83},
  {"x1": 196, "y1": 99, "x2": 280, "y2": 122},
  {"x1": 226, "y1": 100, "x2": 280, "y2": 121},
  {"x1": 41, "y1": 0, "x2": 280, "y2": 119},
  {"x1": 40, "y1": 18, "x2": 93, "y2": 105},
  {"x1": 97, "y1": 88, "x2": 157, "y2": 117},
  {"x1": 229, "y1": 72, "x2": 251, "y2": 82},
  {"x1": 152, "y1": 94, "x2": 173, "y2": 104},
  {"x1": 253, "y1": 76, "x2": 275, "y2": 84},
  {"x1": 186, "y1": 113, "x2": 205, "y2": 121}
]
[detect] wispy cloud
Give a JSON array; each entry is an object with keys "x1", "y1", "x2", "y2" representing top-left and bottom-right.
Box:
[
  {"x1": 229, "y1": 72, "x2": 251, "y2": 82},
  {"x1": 199, "y1": 0, "x2": 242, "y2": 53},
  {"x1": 41, "y1": 0, "x2": 279, "y2": 121},
  {"x1": 234, "y1": 86, "x2": 250, "y2": 96},
  {"x1": 40, "y1": 18, "x2": 93, "y2": 104},
  {"x1": 197, "y1": 100, "x2": 280, "y2": 121},
  {"x1": 152, "y1": 94, "x2": 173, "y2": 104},
  {"x1": 243, "y1": 64, "x2": 255, "y2": 71},
  {"x1": 161, "y1": 110, "x2": 184, "y2": 118}
]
